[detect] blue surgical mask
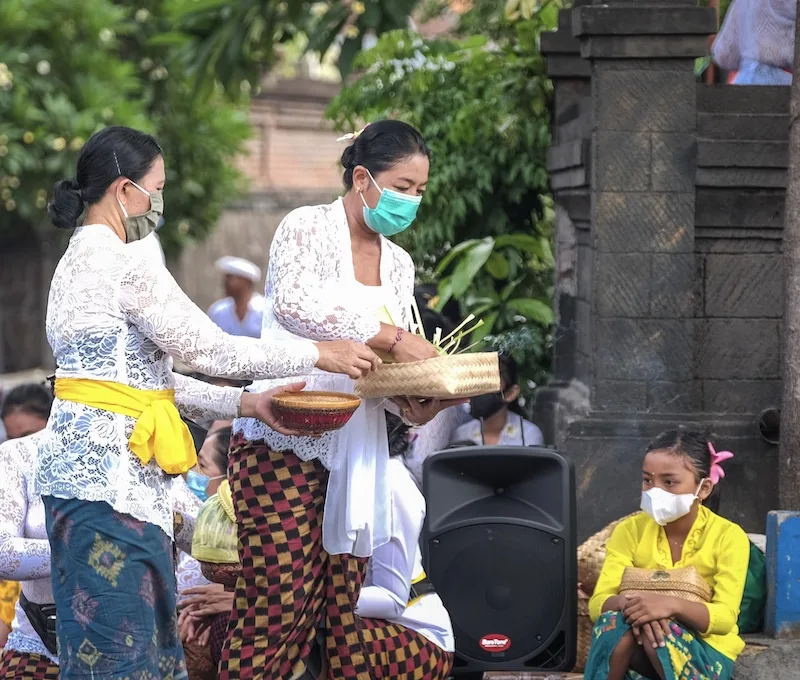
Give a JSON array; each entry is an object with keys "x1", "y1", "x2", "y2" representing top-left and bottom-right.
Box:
[
  {"x1": 186, "y1": 469, "x2": 224, "y2": 503},
  {"x1": 360, "y1": 169, "x2": 422, "y2": 237}
]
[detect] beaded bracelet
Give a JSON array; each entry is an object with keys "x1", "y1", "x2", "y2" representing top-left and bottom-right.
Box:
[{"x1": 388, "y1": 327, "x2": 405, "y2": 354}]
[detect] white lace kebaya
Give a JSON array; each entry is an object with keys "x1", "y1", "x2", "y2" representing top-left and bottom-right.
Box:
[
  {"x1": 0, "y1": 432, "x2": 204, "y2": 664},
  {"x1": 235, "y1": 198, "x2": 416, "y2": 556},
  {"x1": 35, "y1": 225, "x2": 319, "y2": 537}
]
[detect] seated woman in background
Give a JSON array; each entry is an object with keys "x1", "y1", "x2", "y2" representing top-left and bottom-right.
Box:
[
  {"x1": 347, "y1": 413, "x2": 455, "y2": 679},
  {"x1": 450, "y1": 354, "x2": 543, "y2": 447},
  {"x1": 0, "y1": 383, "x2": 52, "y2": 654},
  {"x1": 1, "y1": 383, "x2": 52, "y2": 441},
  {"x1": 584, "y1": 427, "x2": 749, "y2": 680}
]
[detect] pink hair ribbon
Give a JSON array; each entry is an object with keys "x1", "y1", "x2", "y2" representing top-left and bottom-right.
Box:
[{"x1": 708, "y1": 442, "x2": 734, "y2": 485}]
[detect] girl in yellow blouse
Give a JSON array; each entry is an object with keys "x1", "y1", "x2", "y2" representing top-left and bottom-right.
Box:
[{"x1": 584, "y1": 427, "x2": 750, "y2": 680}]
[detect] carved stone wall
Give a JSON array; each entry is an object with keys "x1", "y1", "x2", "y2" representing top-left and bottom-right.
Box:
[{"x1": 539, "y1": 0, "x2": 782, "y2": 541}]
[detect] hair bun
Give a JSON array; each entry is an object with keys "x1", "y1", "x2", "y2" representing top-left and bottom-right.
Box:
[
  {"x1": 47, "y1": 177, "x2": 84, "y2": 230},
  {"x1": 341, "y1": 144, "x2": 357, "y2": 170}
]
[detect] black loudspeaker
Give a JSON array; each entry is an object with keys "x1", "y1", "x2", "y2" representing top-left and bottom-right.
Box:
[{"x1": 422, "y1": 446, "x2": 576, "y2": 676}]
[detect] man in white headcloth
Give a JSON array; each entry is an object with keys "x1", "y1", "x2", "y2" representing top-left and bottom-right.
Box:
[{"x1": 207, "y1": 256, "x2": 265, "y2": 338}]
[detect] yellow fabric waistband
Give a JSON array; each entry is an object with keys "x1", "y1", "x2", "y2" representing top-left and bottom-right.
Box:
[{"x1": 54, "y1": 378, "x2": 197, "y2": 475}]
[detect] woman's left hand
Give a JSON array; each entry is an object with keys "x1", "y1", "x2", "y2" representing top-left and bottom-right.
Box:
[
  {"x1": 392, "y1": 396, "x2": 469, "y2": 426},
  {"x1": 623, "y1": 593, "x2": 677, "y2": 626}
]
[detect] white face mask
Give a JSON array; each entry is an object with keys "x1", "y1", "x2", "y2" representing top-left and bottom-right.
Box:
[{"x1": 640, "y1": 482, "x2": 705, "y2": 526}]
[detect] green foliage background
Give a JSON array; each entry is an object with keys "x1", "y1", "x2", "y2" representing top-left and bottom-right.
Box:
[
  {"x1": 0, "y1": 0, "x2": 250, "y2": 254},
  {"x1": 329, "y1": 0, "x2": 562, "y2": 391}
]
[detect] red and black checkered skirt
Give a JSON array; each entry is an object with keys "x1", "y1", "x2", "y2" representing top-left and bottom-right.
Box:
[
  {"x1": 0, "y1": 649, "x2": 59, "y2": 679},
  {"x1": 218, "y1": 436, "x2": 452, "y2": 680}
]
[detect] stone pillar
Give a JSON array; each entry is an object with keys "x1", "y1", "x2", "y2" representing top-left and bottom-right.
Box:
[
  {"x1": 537, "y1": 5, "x2": 592, "y2": 447},
  {"x1": 574, "y1": 0, "x2": 715, "y2": 413}
]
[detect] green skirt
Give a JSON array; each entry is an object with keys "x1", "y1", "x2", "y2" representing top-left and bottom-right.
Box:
[{"x1": 584, "y1": 611, "x2": 734, "y2": 680}]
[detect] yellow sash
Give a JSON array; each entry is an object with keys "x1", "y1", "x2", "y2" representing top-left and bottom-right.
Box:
[{"x1": 54, "y1": 378, "x2": 197, "y2": 475}]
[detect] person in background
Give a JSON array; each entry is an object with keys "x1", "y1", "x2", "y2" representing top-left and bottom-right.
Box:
[
  {"x1": 584, "y1": 428, "x2": 749, "y2": 680},
  {"x1": 207, "y1": 256, "x2": 266, "y2": 338},
  {"x1": 179, "y1": 426, "x2": 235, "y2": 679},
  {"x1": 450, "y1": 354, "x2": 543, "y2": 447},
  {"x1": 0, "y1": 384, "x2": 52, "y2": 441},
  {"x1": 347, "y1": 412, "x2": 455, "y2": 679},
  {"x1": 0, "y1": 383, "x2": 53, "y2": 653},
  {"x1": 403, "y1": 302, "x2": 471, "y2": 488},
  {"x1": 711, "y1": 0, "x2": 796, "y2": 85}
]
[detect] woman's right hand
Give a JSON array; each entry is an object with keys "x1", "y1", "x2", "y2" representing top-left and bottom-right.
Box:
[
  {"x1": 315, "y1": 340, "x2": 381, "y2": 379},
  {"x1": 390, "y1": 332, "x2": 439, "y2": 363}
]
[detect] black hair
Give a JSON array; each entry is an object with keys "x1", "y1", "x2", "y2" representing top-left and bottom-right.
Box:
[
  {"x1": 498, "y1": 354, "x2": 525, "y2": 417},
  {"x1": 0, "y1": 383, "x2": 53, "y2": 421},
  {"x1": 207, "y1": 426, "x2": 232, "y2": 475},
  {"x1": 48, "y1": 126, "x2": 163, "y2": 230},
  {"x1": 414, "y1": 284, "x2": 461, "y2": 340},
  {"x1": 386, "y1": 412, "x2": 412, "y2": 459},
  {"x1": 645, "y1": 427, "x2": 722, "y2": 513},
  {"x1": 340, "y1": 120, "x2": 429, "y2": 189}
]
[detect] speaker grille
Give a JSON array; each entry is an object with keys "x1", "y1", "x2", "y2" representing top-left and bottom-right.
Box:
[{"x1": 429, "y1": 523, "x2": 566, "y2": 663}]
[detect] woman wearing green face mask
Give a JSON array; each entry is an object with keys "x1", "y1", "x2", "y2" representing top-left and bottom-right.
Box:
[
  {"x1": 219, "y1": 120, "x2": 467, "y2": 680},
  {"x1": 38, "y1": 126, "x2": 380, "y2": 679}
]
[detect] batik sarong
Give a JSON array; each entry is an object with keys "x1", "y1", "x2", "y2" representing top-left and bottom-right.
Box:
[
  {"x1": 43, "y1": 497, "x2": 187, "y2": 679},
  {"x1": 584, "y1": 611, "x2": 735, "y2": 680}
]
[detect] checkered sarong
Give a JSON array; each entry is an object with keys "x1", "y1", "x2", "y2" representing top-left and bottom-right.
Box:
[
  {"x1": 0, "y1": 649, "x2": 59, "y2": 679},
  {"x1": 218, "y1": 437, "x2": 452, "y2": 680},
  {"x1": 218, "y1": 438, "x2": 333, "y2": 680},
  {"x1": 357, "y1": 618, "x2": 454, "y2": 680}
]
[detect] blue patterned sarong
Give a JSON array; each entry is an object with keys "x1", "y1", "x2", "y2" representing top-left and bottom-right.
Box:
[
  {"x1": 43, "y1": 497, "x2": 187, "y2": 679},
  {"x1": 584, "y1": 611, "x2": 734, "y2": 680}
]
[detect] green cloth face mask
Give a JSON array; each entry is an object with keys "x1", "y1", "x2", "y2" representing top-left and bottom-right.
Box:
[
  {"x1": 118, "y1": 179, "x2": 164, "y2": 243},
  {"x1": 360, "y1": 169, "x2": 421, "y2": 237}
]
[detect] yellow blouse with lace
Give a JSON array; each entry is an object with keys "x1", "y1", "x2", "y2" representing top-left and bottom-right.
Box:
[
  {"x1": 588, "y1": 506, "x2": 750, "y2": 661},
  {"x1": 0, "y1": 579, "x2": 20, "y2": 627}
]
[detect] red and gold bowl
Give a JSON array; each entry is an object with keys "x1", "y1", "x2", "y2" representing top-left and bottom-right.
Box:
[{"x1": 271, "y1": 391, "x2": 361, "y2": 436}]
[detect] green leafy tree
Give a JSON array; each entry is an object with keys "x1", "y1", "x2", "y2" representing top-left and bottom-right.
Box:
[
  {"x1": 167, "y1": 0, "x2": 419, "y2": 97},
  {"x1": 0, "y1": 0, "x2": 250, "y2": 254},
  {"x1": 328, "y1": 2, "x2": 560, "y2": 388}
]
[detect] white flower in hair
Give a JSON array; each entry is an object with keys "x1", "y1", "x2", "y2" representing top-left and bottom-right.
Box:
[{"x1": 336, "y1": 123, "x2": 370, "y2": 142}]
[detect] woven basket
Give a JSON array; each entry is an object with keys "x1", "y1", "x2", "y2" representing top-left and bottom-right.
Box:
[
  {"x1": 577, "y1": 513, "x2": 639, "y2": 595},
  {"x1": 271, "y1": 391, "x2": 361, "y2": 435},
  {"x1": 576, "y1": 598, "x2": 593, "y2": 672},
  {"x1": 355, "y1": 352, "x2": 501, "y2": 399},
  {"x1": 620, "y1": 566, "x2": 712, "y2": 603}
]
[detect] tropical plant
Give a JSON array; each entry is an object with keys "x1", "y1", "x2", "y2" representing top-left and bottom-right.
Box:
[
  {"x1": 0, "y1": 0, "x2": 251, "y2": 254},
  {"x1": 328, "y1": 1, "x2": 561, "y2": 389},
  {"x1": 167, "y1": 0, "x2": 420, "y2": 98}
]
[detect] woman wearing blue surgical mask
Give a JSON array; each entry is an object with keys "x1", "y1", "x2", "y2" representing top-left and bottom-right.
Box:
[
  {"x1": 220, "y1": 120, "x2": 467, "y2": 680},
  {"x1": 583, "y1": 427, "x2": 750, "y2": 680}
]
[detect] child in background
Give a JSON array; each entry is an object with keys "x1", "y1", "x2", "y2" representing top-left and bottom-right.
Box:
[{"x1": 584, "y1": 428, "x2": 749, "y2": 680}]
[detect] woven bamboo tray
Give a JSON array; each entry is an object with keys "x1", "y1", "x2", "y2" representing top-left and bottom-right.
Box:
[
  {"x1": 355, "y1": 352, "x2": 501, "y2": 399},
  {"x1": 620, "y1": 566, "x2": 712, "y2": 603}
]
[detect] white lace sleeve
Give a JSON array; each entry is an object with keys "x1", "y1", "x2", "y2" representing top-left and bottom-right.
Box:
[
  {"x1": 169, "y1": 476, "x2": 203, "y2": 556},
  {"x1": 173, "y1": 373, "x2": 241, "y2": 422},
  {"x1": 0, "y1": 440, "x2": 50, "y2": 581},
  {"x1": 118, "y1": 257, "x2": 319, "y2": 379},
  {"x1": 711, "y1": 0, "x2": 741, "y2": 71},
  {"x1": 270, "y1": 210, "x2": 382, "y2": 342}
]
